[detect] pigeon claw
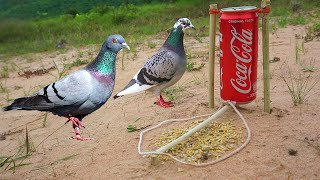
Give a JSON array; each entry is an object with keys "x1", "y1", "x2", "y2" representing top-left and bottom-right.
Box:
[
  {"x1": 155, "y1": 101, "x2": 174, "y2": 108},
  {"x1": 69, "y1": 135, "x2": 94, "y2": 141},
  {"x1": 69, "y1": 127, "x2": 94, "y2": 141},
  {"x1": 155, "y1": 95, "x2": 174, "y2": 108}
]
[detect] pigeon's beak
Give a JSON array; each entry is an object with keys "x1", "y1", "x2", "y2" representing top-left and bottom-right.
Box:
[
  {"x1": 121, "y1": 42, "x2": 130, "y2": 50},
  {"x1": 182, "y1": 24, "x2": 195, "y2": 31},
  {"x1": 189, "y1": 24, "x2": 196, "y2": 30}
]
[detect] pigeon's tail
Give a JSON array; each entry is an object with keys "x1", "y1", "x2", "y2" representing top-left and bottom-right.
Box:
[
  {"x1": 3, "y1": 104, "x2": 13, "y2": 111},
  {"x1": 3, "y1": 96, "x2": 54, "y2": 111},
  {"x1": 3, "y1": 97, "x2": 29, "y2": 111},
  {"x1": 114, "y1": 79, "x2": 154, "y2": 99}
]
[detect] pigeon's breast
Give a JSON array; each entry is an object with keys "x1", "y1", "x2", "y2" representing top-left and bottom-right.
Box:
[{"x1": 74, "y1": 73, "x2": 114, "y2": 115}]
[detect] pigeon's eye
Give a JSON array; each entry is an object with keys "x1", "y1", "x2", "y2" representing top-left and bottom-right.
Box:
[
  {"x1": 181, "y1": 21, "x2": 186, "y2": 25},
  {"x1": 112, "y1": 38, "x2": 117, "y2": 43}
]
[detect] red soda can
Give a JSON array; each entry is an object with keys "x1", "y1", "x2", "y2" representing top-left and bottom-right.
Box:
[{"x1": 219, "y1": 6, "x2": 258, "y2": 103}]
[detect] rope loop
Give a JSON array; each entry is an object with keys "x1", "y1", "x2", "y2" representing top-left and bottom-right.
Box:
[{"x1": 138, "y1": 101, "x2": 251, "y2": 167}]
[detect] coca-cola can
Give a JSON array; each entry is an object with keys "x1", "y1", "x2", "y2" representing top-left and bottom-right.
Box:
[{"x1": 219, "y1": 6, "x2": 258, "y2": 103}]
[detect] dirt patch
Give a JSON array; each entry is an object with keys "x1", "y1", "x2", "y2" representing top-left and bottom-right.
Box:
[{"x1": 18, "y1": 66, "x2": 55, "y2": 79}]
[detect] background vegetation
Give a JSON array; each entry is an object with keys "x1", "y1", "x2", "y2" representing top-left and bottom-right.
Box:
[{"x1": 0, "y1": 0, "x2": 319, "y2": 56}]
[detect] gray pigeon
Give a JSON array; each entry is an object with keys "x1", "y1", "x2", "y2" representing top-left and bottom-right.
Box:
[
  {"x1": 3, "y1": 34, "x2": 130, "y2": 141},
  {"x1": 114, "y1": 18, "x2": 194, "y2": 108}
]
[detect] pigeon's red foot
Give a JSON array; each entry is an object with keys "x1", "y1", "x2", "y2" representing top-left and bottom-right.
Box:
[
  {"x1": 64, "y1": 116, "x2": 85, "y2": 128},
  {"x1": 69, "y1": 127, "x2": 94, "y2": 141},
  {"x1": 155, "y1": 95, "x2": 174, "y2": 108},
  {"x1": 64, "y1": 116, "x2": 93, "y2": 141}
]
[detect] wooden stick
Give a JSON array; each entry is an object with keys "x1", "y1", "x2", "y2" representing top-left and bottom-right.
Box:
[
  {"x1": 262, "y1": 0, "x2": 271, "y2": 113},
  {"x1": 208, "y1": 4, "x2": 218, "y2": 109},
  {"x1": 156, "y1": 105, "x2": 230, "y2": 153}
]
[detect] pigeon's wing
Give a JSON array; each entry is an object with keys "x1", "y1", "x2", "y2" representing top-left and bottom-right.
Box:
[
  {"x1": 3, "y1": 69, "x2": 93, "y2": 111},
  {"x1": 36, "y1": 70, "x2": 93, "y2": 108},
  {"x1": 3, "y1": 70, "x2": 93, "y2": 111},
  {"x1": 115, "y1": 50, "x2": 178, "y2": 97}
]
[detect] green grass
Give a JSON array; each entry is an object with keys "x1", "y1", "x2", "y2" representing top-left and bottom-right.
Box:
[
  {"x1": 0, "y1": 0, "x2": 319, "y2": 56},
  {"x1": 186, "y1": 62, "x2": 205, "y2": 72},
  {"x1": 282, "y1": 73, "x2": 318, "y2": 106},
  {"x1": 0, "y1": 0, "x2": 131, "y2": 20},
  {"x1": 281, "y1": 58, "x2": 318, "y2": 106},
  {"x1": 147, "y1": 42, "x2": 157, "y2": 49},
  {"x1": 278, "y1": 17, "x2": 289, "y2": 28},
  {"x1": 0, "y1": 3, "x2": 176, "y2": 55},
  {"x1": 311, "y1": 23, "x2": 320, "y2": 32},
  {"x1": 127, "y1": 124, "x2": 138, "y2": 132},
  {"x1": 0, "y1": 126, "x2": 34, "y2": 173},
  {"x1": 289, "y1": 16, "x2": 307, "y2": 25},
  {"x1": 186, "y1": 62, "x2": 196, "y2": 72},
  {"x1": 271, "y1": 0, "x2": 320, "y2": 29},
  {"x1": 308, "y1": 22, "x2": 320, "y2": 36},
  {"x1": 301, "y1": 58, "x2": 318, "y2": 72},
  {"x1": 0, "y1": 0, "x2": 252, "y2": 56},
  {"x1": 163, "y1": 85, "x2": 185, "y2": 101},
  {"x1": 0, "y1": 65, "x2": 9, "y2": 78},
  {"x1": 47, "y1": 58, "x2": 89, "y2": 80},
  {"x1": 64, "y1": 58, "x2": 89, "y2": 70},
  {"x1": 42, "y1": 113, "x2": 49, "y2": 128},
  {"x1": 0, "y1": 81, "x2": 8, "y2": 93}
]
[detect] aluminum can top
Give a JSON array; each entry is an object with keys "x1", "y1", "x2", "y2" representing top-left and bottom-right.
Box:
[{"x1": 221, "y1": 6, "x2": 256, "y2": 12}]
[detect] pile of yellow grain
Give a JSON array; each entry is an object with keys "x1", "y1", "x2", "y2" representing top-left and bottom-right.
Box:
[{"x1": 155, "y1": 120, "x2": 243, "y2": 164}]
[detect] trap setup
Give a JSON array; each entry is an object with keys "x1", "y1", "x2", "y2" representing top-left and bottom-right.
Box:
[{"x1": 138, "y1": 0, "x2": 271, "y2": 166}]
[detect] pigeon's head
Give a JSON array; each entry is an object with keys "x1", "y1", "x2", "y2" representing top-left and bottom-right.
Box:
[
  {"x1": 173, "y1": 18, "x2": 195, "y2": 31},
  {"x1": 105, "y1": 34, "x2": 130, "y2": 53}
]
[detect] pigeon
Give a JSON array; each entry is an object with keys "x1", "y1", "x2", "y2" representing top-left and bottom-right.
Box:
[
  {"x1": 3, "y1": 34, "x2": 130, "y2": 141},
  {"x1": 114, "y1": 18, "x2": 195, "y2": 108}
]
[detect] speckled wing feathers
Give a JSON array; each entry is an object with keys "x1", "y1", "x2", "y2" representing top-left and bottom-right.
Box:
[
  {"x1": 115, "y1": 50, "x2": 178, "y2": 97},
  {"x1": 137, "y1": 50, "x2": 176, "y2": 85}
]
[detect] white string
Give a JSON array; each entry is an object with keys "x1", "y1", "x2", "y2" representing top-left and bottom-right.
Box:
[{"x1": 138, "y1": 101, "x2": 252, "y2": 166}]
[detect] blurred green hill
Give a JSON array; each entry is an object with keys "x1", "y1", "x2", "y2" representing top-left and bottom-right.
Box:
[
  {"x1": 0, "y1": 0, "x2": 319, "y2": 56},
  {"x1": 0, "y1": 0, "x2": 177, "y2": 20}
]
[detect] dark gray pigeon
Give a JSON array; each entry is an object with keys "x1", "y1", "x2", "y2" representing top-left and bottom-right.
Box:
[
  {"x1": 3, "y1": 34, "x2": 130, "y2": 141},
  {"x1": 114, "y1": 18, "x2": 194, "y2": 108}
]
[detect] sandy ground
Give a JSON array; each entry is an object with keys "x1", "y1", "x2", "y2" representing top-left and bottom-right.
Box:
[{"x1": 1, "y1": 25, "x2": 320, "y2": 179}]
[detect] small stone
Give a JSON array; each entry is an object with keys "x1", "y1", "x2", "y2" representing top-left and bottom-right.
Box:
[
  {"x1": 288, "y1": 149, "x2": 298, "y2": 156},
  {"x1": 270, "y1": 57, "x2": 280, "y2": 63}
]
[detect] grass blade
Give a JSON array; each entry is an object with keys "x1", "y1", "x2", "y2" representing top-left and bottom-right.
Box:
[
  {"x1": 8, "y1": 163, "x2": 32, "y2": 171},
  {"x1": 26, "y1": 125, "x2": 30, "y2": 156},
  {"x1": 0, "y1": 156, "x2": 12, "y2": 168}
]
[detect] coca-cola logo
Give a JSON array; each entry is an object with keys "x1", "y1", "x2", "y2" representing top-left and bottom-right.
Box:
[{"x1": 230, "y1": 25, "x2": 253, "y2": 94}]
